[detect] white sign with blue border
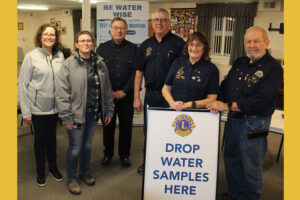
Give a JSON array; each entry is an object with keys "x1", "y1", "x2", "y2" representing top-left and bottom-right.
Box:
[{"x1": 143, "y1": 108, "x2": 220, "y2": 200}]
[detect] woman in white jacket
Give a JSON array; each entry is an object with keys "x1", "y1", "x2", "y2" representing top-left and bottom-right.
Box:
[{"x1": 18, "y1": 24, "x2": 64, "y2": 186}]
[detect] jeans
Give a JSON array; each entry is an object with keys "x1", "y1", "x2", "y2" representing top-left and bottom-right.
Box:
[
  {"x1": 32, "y1": 114, "x2": 58, "y2": 174},
  {"x1": 66, "y1": 108, "x2": 97, "y2": 181},
  {"x1": 224, "y1": 114, "x2": 271, "y2": 200},
  {"x1": 103, "y1": 92, "x2": 134, "y2": 158}
]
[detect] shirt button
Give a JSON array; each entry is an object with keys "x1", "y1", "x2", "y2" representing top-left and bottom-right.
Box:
[
  {"x1": 117, "y1": 65, "x2": 119, "y2": 68},
  {"x1": 117, "y1": 57, "x2": 120, "y2": 59},
  {"x1": 117, "y1": 74, "x2": 120, "y2": 77},
  {"x1": 236, "y1": 88, "x2": 239, "y2": 90}
]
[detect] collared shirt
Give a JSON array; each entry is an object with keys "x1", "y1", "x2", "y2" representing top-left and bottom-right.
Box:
[
  {"x1": 96, "y1": 39, "x2": 137, "y2": 93},
  {"x1": 165, "y1": 57, "x2": 219, "y2": 102},
  {"x1": 219, "y1": 52, "x2": 283, "y2": 116},
  {"x1": 136, "y1": 31, "x2": 185, "y2": 90},
  {"x1": 82, "y1": 57, "x2": 99, "y2": 109}
]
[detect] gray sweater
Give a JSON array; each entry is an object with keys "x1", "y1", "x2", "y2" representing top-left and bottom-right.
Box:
[
  {"x1": 55, "y1": 51, "x2": 114, "y2": 125},
  {"x1": 18, "y1": 47, "x2": 64, "y2": 118}
]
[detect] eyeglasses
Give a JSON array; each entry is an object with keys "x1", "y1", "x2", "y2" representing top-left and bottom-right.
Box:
[
  {"x1": 188, "y1": 43, "x2": 204, "y2": 48},
  {"x1": 42, "y1": 33, "x2": 56, "y2": 38},
  {"x1": 111, "y1": 26, "x2": 127, "y2": 31},
  {"x1": 78, "y1": 39, "x2": 92, "y2": 44},
  {"x1": 152, "y1": 18, "x2": 169, "y2": 23}
]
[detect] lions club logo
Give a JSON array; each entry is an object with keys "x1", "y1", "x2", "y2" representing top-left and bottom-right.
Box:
[
  {"x1": 146, "y1": 47, "x2": 152, "y2": 56},
  {"x1": 172, "y1": 114, "x2": 195, "y2": 137}
]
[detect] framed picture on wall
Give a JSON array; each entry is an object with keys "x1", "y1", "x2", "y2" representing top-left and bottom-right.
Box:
[
  {"x1": 50, "y1": 18, "x2": 55, "y2": 25},
  {"x1": 61, "y1": 27, "x2": 67, "y2": 35},
  {"x1": 55, "y1": 21, "x2": 61, "y2": 28},
  {"x1": 18, "y1": 22, "x2": 24, "y2": 30}
]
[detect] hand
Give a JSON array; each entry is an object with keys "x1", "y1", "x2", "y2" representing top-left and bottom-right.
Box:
[
  {"x1": 133, "y1": 98, "x2": 143, "y2": 112},
  {"x1": 111, "y1": 91, "x2": 118, "y2": 99},
  {"x1": 104, "y1": 117, "x2": 112, "y2": 126},
  {"x1": 115, "y1": 90, "x2": 126, "y2": 99},
  {"x1": 170, "y1": 101, "x2": 184, "y2": 111},
  {"x1": 24, "y1": 117, "x2": 32, "y2": 125},
  {"x1": 206, "y1": 101, "x2": 227, "y2": 114},
  {"x1": 65, "y1": 124, "x2": 73, "y2": 130}
]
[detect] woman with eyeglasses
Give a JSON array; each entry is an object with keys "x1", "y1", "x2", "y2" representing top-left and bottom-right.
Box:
[
  {"x1": 55, "y1": 31, "x2": 114, "y2": 195},
  {"x1": 162, "y1": 32, "x2": 219, "y2": 111},
  {"x1": 18, "y1": 24, "x2": 64, "y2": 186}
]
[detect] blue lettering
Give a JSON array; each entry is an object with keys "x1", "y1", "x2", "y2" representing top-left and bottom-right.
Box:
[
  {"x1": 164, "y1": 184, "x2": 197, "y2": 195},
  {"x1": 181, "y1": 157, "x2": 187, "y2": 167},
  {"x1": 172, "y1": 158, "x2": 181, "y2": 167},
  {"x1": 203, "y1": 173, "x2": 209, "y2": 182},
  {"x1": 166, "y1": 143, "x2": 200, "y2": 154},
  {"x1": 196, "y1": 158, "x2": 203, "y2": 168},
  {"x1": 103, "y1": 5, "x2": 113, "y2": 10},
  {"x1": 188, "y1": 172, "x2": 195, "y2": 181},
  {"x1": 169, "y1": 171, "x2": 180, "y2": 180},
  {"x1": 161, "y1": 156, "x2": 172, "y2": 166},
  {"x1": 174, "y1": 185, "x2": 180, "y2": 194},
  {"x1": 182, "y1": 185, "x2": 189, "y2": 194},
  {"x1": 193, "y1": 144, "x2": 200, "y2": 153},
  {"x1": 160, "y1": 171, "x2": 168, "y2": 180},
  {"x1": 175, "y1": 143, "x2": 182, "y2": 153},
  {"x1": 190, "y1": 186, "x2": 196, "y2": 195},
  {"x1": 113, "y1": 12, "x2": 132, "y2": 17},
  {"x1": 166, "y1": 143, "x2": 173, "y2": 152},
  {"x1": 153, "y1": 170, "x2": 159, "y2": 179},
  {"x1": 181, "y1": 172, "x2": 188, "y2": 180},
  {"x1": 195, "y1": 172, "x2": 202, "y2": 181},
  {"x1": 188, "y1": 158, "x2": 194, "y2": 167},
  {"x1": 183, "y1": 144, "x2": 192, "y2": 153},
  {"x1": 164, "y1": 184, "x2": 173, "y2": 194}
]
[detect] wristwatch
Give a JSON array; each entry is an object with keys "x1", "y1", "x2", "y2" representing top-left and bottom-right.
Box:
[
  {"x1": 228, "y1": 102, "x2": 232, "y2": 112},
  {"x1": 192, "y1": 101, "x2": 196, "y2": 108}
]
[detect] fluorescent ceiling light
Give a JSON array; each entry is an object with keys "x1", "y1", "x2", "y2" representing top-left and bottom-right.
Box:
[
  {"x1": 79, "y1": 0, "x2": 98, "y2": 4},
  {"x1": 17, "y1": 6, "x2": 49, "y2": 10}
]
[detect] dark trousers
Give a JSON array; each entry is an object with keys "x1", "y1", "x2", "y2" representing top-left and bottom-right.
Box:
[
  {"x1": 32, "y1": 113, "x2": 58, "y2": 174},
  {"x1": 103, "y1": 92, "x2": 134, "y2": 158},
  {"x1": 143, "y1": 89, "x2": 169, "y2": 135}
]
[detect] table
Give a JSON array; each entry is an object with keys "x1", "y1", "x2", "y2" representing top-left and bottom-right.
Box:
[{"x1": 221, "y1": 109, "x2": 284, "y2": 162}]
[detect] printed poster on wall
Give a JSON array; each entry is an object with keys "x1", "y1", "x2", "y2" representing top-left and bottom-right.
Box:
[
  {"x1": 96, "y1": 1, "x2": 149, "y2": 45},
  {"x1": 170, "y1": 8, "x2": 197, "y2": 40},
  {"x1": 143, "y1": 108, "x2": 220, "y2": 200}
]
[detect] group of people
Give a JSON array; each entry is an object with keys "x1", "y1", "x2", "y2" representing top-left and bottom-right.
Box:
[{"x1": 18, "y1": 7, "x2": 282, "y2": 200}]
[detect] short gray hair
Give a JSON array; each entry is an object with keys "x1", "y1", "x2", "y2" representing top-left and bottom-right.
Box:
[
  {"x1": 151, "y1": 8, "x2": 169, "y2": 20},
  {"x1": 244, "y1": 26, "x2": 269, "y2": 41}
]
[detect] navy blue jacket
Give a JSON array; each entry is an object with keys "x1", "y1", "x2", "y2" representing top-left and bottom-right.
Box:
[
  {"x1": 218, "y1": 52, "x2": 283, "y2": 116},
  {"x1": 165, "y1": 57, "x2": 219, "y2": 102},
  {"x1": 136, "y1": 31, "x2": 185, "y2": 90},
  {"x1": 96, "y1": 39, "x2": 137, "y2": 93}
]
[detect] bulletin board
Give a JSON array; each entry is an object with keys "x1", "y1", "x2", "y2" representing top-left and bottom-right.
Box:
[{"x1": 170, "y1": 8, "x2": 197, "y2": 40}]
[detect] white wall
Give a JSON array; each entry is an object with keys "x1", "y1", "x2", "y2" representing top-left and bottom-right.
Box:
[
  {"x1": 17, "y1": 10, "x2": 74, "y2": 55},
  {"x1": 17, "y1": 1, "x2": 283, "y2": 63},
  {"x1": 254, "y1": 10, "x2": 284, "y2": 60}
]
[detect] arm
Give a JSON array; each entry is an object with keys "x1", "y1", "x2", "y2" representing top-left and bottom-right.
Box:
[
  {"x1": 121, "y1": 45, "x2": 138, "y2": 96},
  {"x1": 18, "y1": 54, "x2": 33, "y2": 123},
  {"x1": 184, "y1": 94, "x2": 218, "y2": 109},
  {"x1": 133, "y1": 70, "x2": 143, "y2": 112},
  {"x1": 102, "y1": 62, "x2": 115, "y2": 122},
  {"x1": 55, "y1": 62, "x2": 73, "y2": 125},
  {"x1": 162, "y1": 84, "x2": 184, "y2": 111}
]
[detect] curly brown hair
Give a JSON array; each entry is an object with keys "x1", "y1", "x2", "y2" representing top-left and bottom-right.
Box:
[
  {"x1": 183, "y1": 32, "x2": 210, "y2": 59},
  {"x1": 34, "y1": 24, "x2": 62, "y2": 50}
]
